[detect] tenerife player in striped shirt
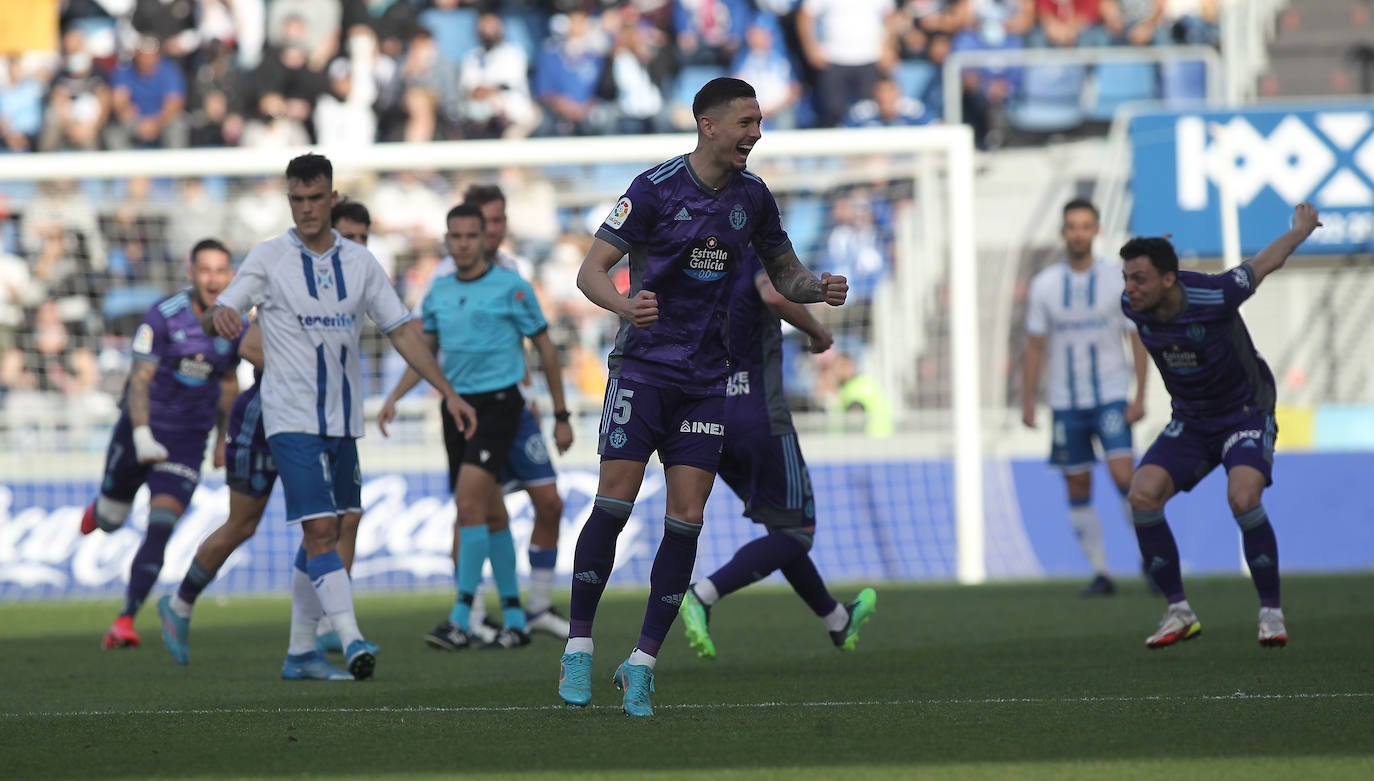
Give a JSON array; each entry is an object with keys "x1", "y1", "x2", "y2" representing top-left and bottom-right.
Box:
[
  {"x1": 81, "y1": 239, "x2": 242, "y2": 650},
  {"x1": 1021, "y1": 198, "x2": 1151, "y2": 596},
  {"x1": 557, "y1": 77, "x2": 848, "y2": 717},
  {"x1": 156, "y1": 199, "x2": 376, "y2": 670},
  {"x1": 1121, "y1": 202, "x2": 1321, "y2": 650},
  {"x1": 204, "y1": 154, "x2": 477, "y2": 680}
]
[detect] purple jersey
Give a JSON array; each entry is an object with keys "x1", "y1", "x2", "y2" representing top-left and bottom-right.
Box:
[
  {"x1": 128, "y1": 289, "x2": 242, "y2": 437},
  {"x1": 725, "y1": 254, "x2": 794, "y2": 436},
  {"x1": 596, "y1": 154, "x2": 792, "y2": 393},
  {"x1": 1121, "y1": 265, "x2": 1275, "y2": 421}
]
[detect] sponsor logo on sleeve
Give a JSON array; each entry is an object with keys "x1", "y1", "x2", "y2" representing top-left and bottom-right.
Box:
[
  {"x1": 606, "y1": 197, "x2": 633, "y2": 229},
  {"x1": 132, "y1": 323, "x2": 155, "y2": 355}
]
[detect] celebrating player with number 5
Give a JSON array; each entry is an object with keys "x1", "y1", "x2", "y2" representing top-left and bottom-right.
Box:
[{"x1": 557, "y1": 77, "x2": 847, "y2": 717}]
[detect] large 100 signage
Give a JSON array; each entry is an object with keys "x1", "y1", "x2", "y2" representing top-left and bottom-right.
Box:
[{"x1": 1130, "y1": 106, "x2": 1374, "y2": 256}]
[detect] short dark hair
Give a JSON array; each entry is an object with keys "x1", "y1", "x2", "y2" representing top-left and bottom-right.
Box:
[
  {"x1": 1119, "y1": 236, "x2": 1179, "y2": 275},
  {"x1": 692, "y1": 77, "x2": 756, "y2": 120},
  {"x1": 331, "y1": 198, "x2": 370, "y2": 227},
  {"x1": 462, "y1": 183, "x2": 505, "y2": 208},
  {"x1": 285, "y1": 153, "x2": 332, "y2": 185},
  {"x1": 189, "y1": 238, "x2": 230, "y2": 265},
  {"x1": 445, "y1": 202, "x2": 485, "y2": 228},
  {"x1": 1063, "y1": 197, "x2": 1099, "y2": 221}
]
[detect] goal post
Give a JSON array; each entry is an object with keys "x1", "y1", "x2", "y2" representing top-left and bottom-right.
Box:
[{"x1": 0, "y1": 125, "x2": 987, "y2": 596}]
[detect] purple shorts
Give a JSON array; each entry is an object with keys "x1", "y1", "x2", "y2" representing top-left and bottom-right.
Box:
[
  {"x1": 1140, "y1": 411, "x2": 1277, "y2": 492},
  {"x1": 597, "y1": 376, "x2": 725, "y2": 472},
  {"x1": 99, "y1": 414, "x2": 206, "y2": 507},
  {"x1": 717, "y1": 416, "x2": 815, "y2": 528}
]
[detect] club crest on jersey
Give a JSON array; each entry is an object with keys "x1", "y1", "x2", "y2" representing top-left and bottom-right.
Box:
[
  {"x1": 214, "y1": 337, "x2": 232, "y2": 355},
  {"x1": 729, "y1": 203, "x2": 747, "y2": 230},
  {"x1": 1187, "y1": 323, "x2": 1206, "y2": 342},
  {"x1": 608, "y1": 427, "x2": 628, "y2": 449},
  {"x1": 606, "y1": 196, "x2": 632, "y2": 229},
  {"x1": 316, "y1": 268, "x2": 334, "y2": 290},
  {"x1": 684, "y1": 236, "x2": 730, "y2": 281}
]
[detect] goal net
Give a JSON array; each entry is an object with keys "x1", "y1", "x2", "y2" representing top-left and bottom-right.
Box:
[{"x1": 0, "y1": 126, "x2": 998, "y2": 602}]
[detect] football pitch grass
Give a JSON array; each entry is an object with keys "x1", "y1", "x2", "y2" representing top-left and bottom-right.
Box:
[{"x1": 2, "y1": 574, "x2": 1372, "y2": 780}]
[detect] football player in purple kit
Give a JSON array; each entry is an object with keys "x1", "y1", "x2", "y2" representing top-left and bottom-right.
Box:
[
  {"x1": 1120, "y1": 202, "x2": 1321, "y2": 651},
  {"x1": 80, "y1": 239, "x2": 242, "y2": 650},
  {"x1": 679, "y1": 250, "x2": 877, "y2": 661},
  {"x1": 557, "y1": 77, "x2": 848, "y2": 717}
]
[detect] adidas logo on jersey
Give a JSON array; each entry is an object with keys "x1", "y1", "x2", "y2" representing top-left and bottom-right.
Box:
[
  {"x1": 574, "y1": 570, "x2": 602, "y2": 585},
  {"x1": 678, "y1": 420, "x2": 724, "y2": 435},
  {"x1": 674, "y1": 207, "x2": 692, "y2": 221}
]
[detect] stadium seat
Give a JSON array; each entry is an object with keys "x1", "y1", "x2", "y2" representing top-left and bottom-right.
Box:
[
  {"x1": 1087, "y1": 61, "x2": 1158, "y2": 122},
  {"x1": 782, "y1": 196, "x2": 827, "y2": 259},
  {"x1": 674, "y1": 65, "x2": 730, "y2": 115},
  {"x1": 1160, "y1": 59, "x2": 1209, "y2": 105},
  {"x1": 893, "y1": 60, "x2": 939, "y2": 105},
  {"x1": 1005, "y1": 64, "x2": 1087, "y2": 134}
]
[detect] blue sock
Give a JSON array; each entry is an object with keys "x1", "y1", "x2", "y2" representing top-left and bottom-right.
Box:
[
  {"x1": 487, "y1": 527, "x2": 526, "y2": 631},
  {"x1": 449, "y1": 525, "x2": 489, "y2": 629}
]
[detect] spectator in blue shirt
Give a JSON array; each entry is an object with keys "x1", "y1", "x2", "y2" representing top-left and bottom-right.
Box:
[
  {"x1": 0, "y1": 57, "x2": 46, "y2": 154},
  {"x1": 843, "y1": 76, "x2": 931, "y2": 126},
  {"x1": 534, "y1": 10, "x2": 611, "y2": 137},
  {"x1": 106, "y1": 36, "x2": 188, "y2": 149}
]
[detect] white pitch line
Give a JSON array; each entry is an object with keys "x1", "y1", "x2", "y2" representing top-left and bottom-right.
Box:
[{"x1": 3, "y1": 692, "x2": 1372, "y2": 720}]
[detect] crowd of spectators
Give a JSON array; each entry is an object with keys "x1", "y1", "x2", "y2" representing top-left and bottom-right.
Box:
[
  {"x1": 0, "y1": 0, "x2": 1227, "y2": 446},
  {"x1": 0, "y1": 1, "x2": 1226, "y2": 155}
]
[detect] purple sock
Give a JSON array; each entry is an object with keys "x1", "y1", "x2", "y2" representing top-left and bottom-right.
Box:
[
  {"x1": 175, "y1": 560, "x2": 215, "y2": 605},
  {"x1": 567, "y1": 496, "x2": 632, "y2": 638},
  {"x1": 122, "y1": 516, "x2": 176, "y2": 618},
  {"x1": 636, "y1": 516, "x2": 701, "y2": 657},
  {"x1": 1239, "y1": 509, "x2": 1281, "y2": 608},
  {"x1": 709, "y1": 531, "x2": 806, "y2": 598},
  {"x1": 781, "y1": 553, "x2": 840, "y2": 618},
  {"x1": 1132, "y1": 509, "x2": 1185, "y2": 602}
]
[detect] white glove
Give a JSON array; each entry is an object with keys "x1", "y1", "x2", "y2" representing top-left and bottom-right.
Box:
[{"x1": 132, "y1": 425, "x2": 169, "y2": 463}]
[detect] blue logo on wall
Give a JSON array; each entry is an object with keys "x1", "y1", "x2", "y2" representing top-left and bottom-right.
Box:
[{"x1": 1130, "y1": 105, "x2": 1374, "y2": 256}]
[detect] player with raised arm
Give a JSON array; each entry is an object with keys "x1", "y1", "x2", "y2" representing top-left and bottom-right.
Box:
[
  {"x1": 156, "y1": 200, "x2": 376, "y2": 667},
  {"x1": 1021, "y1": 198, "x2": 1152, "y2": 596},
  {"x1": 80, "y1": 239, "x2": 240, "y2": 649},
  {"x1": 202, "y1": 154, "x2": 476, "y2": 680},
  {"x1": 557, "y1": 77, "x2": 848, "y2": 717},
  {"x1": 378, "y1": 202, "x2": 572, "y2": 651},
  {"x1": 1120, "y1": 202, "x2": 1321, "y2": 650},
  {"x1": 426, "y1": 184, "x2": 575, "y2": 643},
  {"x1": 679, "y1": 251, "x2": 876, "y2": 660}
]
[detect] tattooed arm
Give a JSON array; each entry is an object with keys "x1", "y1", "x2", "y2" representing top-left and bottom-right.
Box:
[{"x1": 758, "y1": 245, "x2": 848, "y2": 307}]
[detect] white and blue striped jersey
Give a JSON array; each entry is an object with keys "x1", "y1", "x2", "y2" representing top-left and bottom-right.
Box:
[
  {"x1": 216, "y1": 228, "x2": 412, "y2": 439},
  {"x1": 1025, "y1": 258, "x2": 1135, "y2": 411}
]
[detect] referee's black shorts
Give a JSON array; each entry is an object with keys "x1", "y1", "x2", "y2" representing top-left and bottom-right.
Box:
[{"x1": 440, "y1": 385, "x2": 524, "y2": 489}]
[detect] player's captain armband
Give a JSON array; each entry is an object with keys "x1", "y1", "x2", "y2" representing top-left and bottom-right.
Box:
[
  {"x1": 606, "y1": 196, "x2": 633, "y2": 229},
  {"x1": 132, "y1": 323, "x2": 155, "y2": 355}
]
